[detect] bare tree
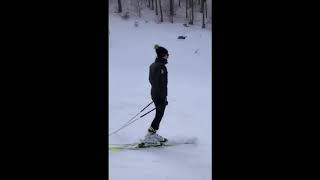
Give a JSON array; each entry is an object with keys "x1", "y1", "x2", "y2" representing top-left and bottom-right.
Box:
[
  {"x1": 133, "y1": 0, "x2": 143, "y2": 17},
  {"x1": 170, "y1": 0, "x2": 174, "y2": 23},
  {"x1": 200, "y1": 0, "x2": 204, "y2": 13},
  {"x1": 205, "y1": 0, "x2": 208, "y2": 18},
  {"x1": 192, "y1": 0, "x2": 194, "y2": 24},
  {"x1": 118, "y1": 0, "x2": 122, "y2": 13},
  {"x1": 186, "y1": 0, "x2": 188, "y2": 18},
  {"x1": 159, "y1": 0, "x2": 163, "y2": 22},
  {"x1": 155, "y1": 0, "x2": 158, "y2": 15},
  {"x1": 202, "y1": 0, "x2": 205, "y2": 28},
  {"x1": 189, "y1": 0, "x2": 194, "y2": 25},
  {"x1": 151, "y1": 0, "x2": 154, "y2": 10},
  {"x1": 148, "y1": 0, "x2": 150, "y2": 8},
  {"x1": 179, "y1": 0, "x2": 181, "y2": 7}
]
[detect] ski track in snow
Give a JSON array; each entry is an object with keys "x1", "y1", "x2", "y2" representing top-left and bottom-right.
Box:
[{"x1": 109, "y1": 13, "x2": 212, "y2": 180}]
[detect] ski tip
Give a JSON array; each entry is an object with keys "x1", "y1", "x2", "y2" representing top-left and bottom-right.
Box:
[{"x1": 109, "y1": 147, "x2": 122, "y2": 152}]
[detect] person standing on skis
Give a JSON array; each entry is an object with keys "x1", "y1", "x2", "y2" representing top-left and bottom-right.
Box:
[{"x1": 143, "y1": 44, "x2": 169, "y2": 145}]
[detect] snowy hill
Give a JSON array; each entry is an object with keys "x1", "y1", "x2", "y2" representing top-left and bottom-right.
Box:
[{"x1": 109, "y1": 11, "x2": 212, "y2": 180}]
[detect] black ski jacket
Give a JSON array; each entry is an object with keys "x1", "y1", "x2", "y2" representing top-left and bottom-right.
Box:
[{"x1": 149, "y1": 58, "x2": 168, "y2": 100}]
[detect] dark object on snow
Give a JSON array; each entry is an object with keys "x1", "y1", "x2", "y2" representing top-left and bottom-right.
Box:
[
  {"x1": 178, "y1": 36, "x2": 187, "y2": 39},
  {"x1": 183, "y1": 23, "x2": 189, "y2": 27},
  {"x1": 121, "y1": 12, "x2": 130, "y2": 20},
  {"x1": 134, "y1": 21, "x2": 139, "y2": 27}
]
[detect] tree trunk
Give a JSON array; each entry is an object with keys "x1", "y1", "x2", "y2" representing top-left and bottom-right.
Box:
[
  {"x1": 118, "y1": 0, "x2": 122, "y2": 13},
  {"x1": 155, "y1": 0, "x2": 158, "y2": 15},
  {"x1": 186, "y1": 0, "x2": 188, "y2": 18},
  {"x1": 179, "y1": 0, "x2": 181, "y2": 7},
  {"x1": 205, "y1": 1, "x2": 208, "y2": 18},
  {"x1": 200, "y1": 0, "x2": 203, "y2": 13},
  {"x1": 138, "y1": 0, "x2": 141, "y2": 17},
  {"x1": 148, "y1": 0, "x2": 150, "y2": 8},
  {"x1": 170, "y1": 0, "x2": 174, "y2": 23},
  {"x1": 202, "y1": 0, "x2": 205, "y2": 28},
  {"x1": 152, "y1": 0, "x2": 154, "y2": 10},
  {"x1": 192, "y1": 0, "x2": 194, "y2": 24},
  {"x1": 189, "y1": 0, "x2": 194, "y2": 25},
  {"x1": 159, "y1": 0, "x2": 163, "y2": 22}
]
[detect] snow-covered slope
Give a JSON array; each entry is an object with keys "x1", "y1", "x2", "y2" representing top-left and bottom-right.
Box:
[{"x1": 109, "y1": 12, "x2": 212, "y2": 180}]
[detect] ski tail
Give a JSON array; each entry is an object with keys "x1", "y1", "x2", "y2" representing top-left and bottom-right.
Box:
[{"x1": 162, "y1": 136, "x2": 198, "y2": 146}]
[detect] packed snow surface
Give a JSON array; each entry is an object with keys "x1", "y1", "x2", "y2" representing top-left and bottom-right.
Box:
[{"x1": 109, "y1": 12, "x2": 212, "y2": 180}]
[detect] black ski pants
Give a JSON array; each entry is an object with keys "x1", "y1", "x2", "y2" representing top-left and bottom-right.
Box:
[{"x1": 150, "y1": 97, "x2": 167, "y2": 131}]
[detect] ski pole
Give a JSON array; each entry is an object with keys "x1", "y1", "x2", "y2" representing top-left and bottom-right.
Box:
[
  {"x1": 122, "y1": 101, "x2": 153, "y2": 126},
  {"x1": 140, "y1": 101, "x2": 154, "y2": 113},
  {"x1": 140, "y1": 107, "x2": 156, "y2": 118},
  {"x1": 108, "y1": 102, "x2": 154, "y2": 136},
  {"x1": 108, "y1": 108, "x2": 156, "y2": 137}
]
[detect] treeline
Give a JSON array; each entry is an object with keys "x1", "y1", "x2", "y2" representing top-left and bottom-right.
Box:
[{"x1": 113, "y1": 0, "x2": 209, "y2": 28}]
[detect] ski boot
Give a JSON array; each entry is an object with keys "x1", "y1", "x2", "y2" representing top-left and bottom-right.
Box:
[
  {"x1": 147, "y1": 127, "x2": 168, "y2": 143},
  {"x1": 139, "y1": 132, "x2": 160, "y2": 148},
  {"x1": 153, "y1": 133, "x2": 167, "y2": 143},
  {"x1": 141, "y1": 127, "x2": 167, "y2": 147}
]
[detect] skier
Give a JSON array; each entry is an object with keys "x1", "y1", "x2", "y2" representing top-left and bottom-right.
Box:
[{"x1": 143, "y1": 44, "x2": 169, "y2": 145}]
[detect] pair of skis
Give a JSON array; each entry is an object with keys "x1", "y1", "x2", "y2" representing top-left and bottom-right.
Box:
[
  {"x1": 109, "y1": 142, "x2": 169, "y2": 151},
  {"x1": 109, "y1": 137, "x2": 198, "y2": 151}
]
